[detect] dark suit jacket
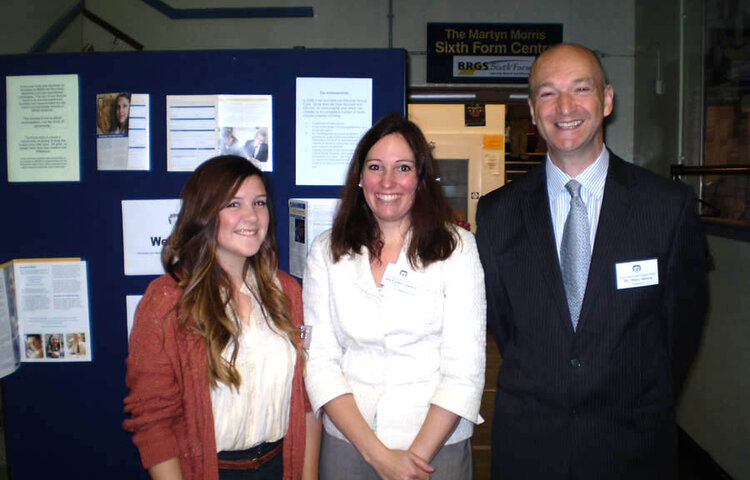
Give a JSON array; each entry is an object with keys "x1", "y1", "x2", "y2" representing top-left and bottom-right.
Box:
[
  {"x1": 475, "y1": 153, "x2": 708, "y2": 480},
  {"x1": 253, "y1": 142, "x2": 268, "y2": 162}
]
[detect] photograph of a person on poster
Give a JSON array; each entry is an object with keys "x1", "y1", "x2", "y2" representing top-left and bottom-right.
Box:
[
  {"x1": 109, "y1": 93, "x2": 131, "y2": 134},
  {"x1": 66, "y1": 333, "x2": 87, "y2": 357},
  {"x1": 25, "y1": 334, "x2": 43, "y2": 359},
  {"x1": 45, "y1": 333, "x2": 64, "y2": 359},
  {"x1": 96, "y1": 92, "x2": 131, "y2": 135},
  {"x1": 245, "y1": 128, "x2": 269, "y2": 162}
]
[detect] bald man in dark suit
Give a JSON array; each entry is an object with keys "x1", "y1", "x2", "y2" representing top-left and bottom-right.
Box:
[{"x1": 476, "y1": 43, "x2": 709, "y2": 479}]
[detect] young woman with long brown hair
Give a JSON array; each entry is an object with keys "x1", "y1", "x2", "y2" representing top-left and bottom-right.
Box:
[{"x1": 124, "y1": 155, "x2": 320, "y2": 480}]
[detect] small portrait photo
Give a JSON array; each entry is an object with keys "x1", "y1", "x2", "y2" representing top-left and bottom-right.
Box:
[
  {"x1": 45, "y1": 333, "x2": 65, "y2": 359},
  {"x1": 24, "y1": 334, "x2": 43, "y2": 359},
  {"x1": 66, "y1": 332, "x2": 88, "y2": 357},
  {"x1": 219, "y1": 126, "x2": 246, "y2": 157},
  {"x1": 96, "y1": 92, "x2": 131, "y2": 136},
  {"x1": 244, "y1": 128, "x2": 269, "y2": 163}
]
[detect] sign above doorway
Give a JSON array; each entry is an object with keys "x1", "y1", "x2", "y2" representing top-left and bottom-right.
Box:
[{"x1": 427, "y1": 23, "x2": 563, "y2": 84}]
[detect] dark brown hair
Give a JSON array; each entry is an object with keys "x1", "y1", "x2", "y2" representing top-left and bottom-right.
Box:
[
  {"x1": 109, "y1": 92, "x2": 130, "y2": 133},
  {"x1": 162, "y1": 155, "x2": 302, "y2": 388},
  {"x1": 331, "y1": 113, "x2": 457, "y2": 268}
]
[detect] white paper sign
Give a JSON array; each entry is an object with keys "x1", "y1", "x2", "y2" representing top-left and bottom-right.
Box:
[
  {"x1": 122, "y1": 199, "x2": 181, "y2": 275},
  {"x1": 96, "y1": 92, "x2": 151, "y2": 171},
  {"x1": 12, "y1": 259, "x2": 93, "y2": 363},
  {"x1": 6, "y1": 74, "x2": 80, "y2": 182},
  {"x1": 126, "y1": 295, "x2": 143, "y2": 339},
  {"x1": 288, "y1": 198, "x2": 339, "y2": 278},
  {"x1": 167, "y1": 94, "x2": 273, "y2": 172},
  {"x1": 295, "y1": 77, "x2": 373, "y2": 185}
]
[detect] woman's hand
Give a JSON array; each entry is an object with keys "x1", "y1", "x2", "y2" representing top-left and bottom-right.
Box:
[
  {"x1": 322, "y1": 395, "x2": 435, "y2": 480},
  {"x1": 369, "y1": 448, "x2": 433, "y2": 480},
  {"x1": 408, "y1": 404, "x2": 460, "y2": 464}
]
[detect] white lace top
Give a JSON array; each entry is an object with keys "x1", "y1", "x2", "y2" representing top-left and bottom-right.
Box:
[{"x1": 210, "y1": 276, "x2": 296, "y2": 452}]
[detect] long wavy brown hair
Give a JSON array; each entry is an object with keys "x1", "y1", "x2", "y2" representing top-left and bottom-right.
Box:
[
  {"x1": 162, "y1": 155, "x2": 303, "y2": 388},
  {"x1": 331, "y1": 113, "x2": 457, "y2": 268}
]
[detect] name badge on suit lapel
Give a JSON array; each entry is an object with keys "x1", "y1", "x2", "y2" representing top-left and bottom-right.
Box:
[
  {"x1": 382, "y1": 263, "x2": 419, "y2": 296},
  {"x1": 615, "y1": 258, "x2": 659, "y2": 289}
]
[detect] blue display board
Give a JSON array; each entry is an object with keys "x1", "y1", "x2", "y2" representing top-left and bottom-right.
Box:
[{"x1": 0, "y1": 48, "x2": 405, "y2": 478}]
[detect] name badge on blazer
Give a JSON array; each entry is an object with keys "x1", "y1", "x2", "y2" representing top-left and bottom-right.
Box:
[
  {"x1": 615, "y1": 258, "x2": 659, "y2": 290},
  {"x1": 382, "y1": 263, "x2": 419, "y2": 296}
]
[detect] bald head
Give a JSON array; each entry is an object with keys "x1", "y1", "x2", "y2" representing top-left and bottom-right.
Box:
[{"x1": 529, "y1": 43, "x2": 607, "y2": 97}]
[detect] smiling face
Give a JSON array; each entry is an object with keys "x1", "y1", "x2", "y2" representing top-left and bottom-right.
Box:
[
  {"x1": 215, "y1": 175, "x2": 269, "y2": 275},
  {"x1": 360, "y1": 133, "x2": 418, "y2": 233},
  {"x1": 528, "y1": 44, "x2": 614, "y2": 173},
  {"x1": 116, "y1": 96, "x2": 130, "y2": 126}
]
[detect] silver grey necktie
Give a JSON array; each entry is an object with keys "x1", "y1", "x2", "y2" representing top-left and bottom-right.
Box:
[{"x1": 560, "y1": 180, "x2": 591, "y2": 330}]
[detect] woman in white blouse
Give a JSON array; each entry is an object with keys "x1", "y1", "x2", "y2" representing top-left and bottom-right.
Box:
[{"x1": 304, "y1": 114, "x2": 486, "y2": 480}]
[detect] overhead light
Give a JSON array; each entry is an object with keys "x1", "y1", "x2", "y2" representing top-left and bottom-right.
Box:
[{"x1": 409, "y1": 93, "x2": 477, "y2": 101}]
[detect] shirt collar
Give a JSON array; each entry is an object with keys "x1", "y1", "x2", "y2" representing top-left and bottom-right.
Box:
[
  {"x1": 546, "y1": 145, "x2": 609, "y2": 203},
  {"x1": 220, "y1": 268, "x2": 256, "y2": 304}
]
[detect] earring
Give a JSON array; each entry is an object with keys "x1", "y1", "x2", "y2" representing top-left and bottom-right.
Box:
[{"x1": 358, "y1": 183, "x2": 362, "y2": 188}]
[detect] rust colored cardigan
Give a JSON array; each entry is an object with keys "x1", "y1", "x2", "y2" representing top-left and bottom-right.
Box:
[{"x1": 123, "y1": 271, "x2": 309, "y2": 480}]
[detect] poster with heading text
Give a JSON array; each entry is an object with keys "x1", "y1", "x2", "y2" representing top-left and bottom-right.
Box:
[
  {"x1": 6, "y1": 74, "x2": 80, "y2": 182},
  {"x1": 427, "y1": 23, "x2": 563, "y2": 84},
  {"x1": 121, "y1": 199, "x2": 181, "y2": 276},
  {"x1": 295, "y1": 77, "x2": 372, "y2": 185}
]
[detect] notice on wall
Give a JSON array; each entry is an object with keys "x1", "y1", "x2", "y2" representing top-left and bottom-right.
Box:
[
  {"x1": 0, "y1": 258, "x2": 93, "y2": 375},
  {"x1": 288, "y1": 198, "x2": 339, "y2": 278},
  {"x1": 6, "y1": 74, "x2": 80, "y2": 182},
  {"x1": 167, "y1": 94, "x2": 272, "y2": 172},
  {"x1": 121, "y1": 199, "x2": 181, "y2": 276},
  {"x1": 96, "y1": 92, "x2": 151, "y2": 171},
  {"x1": 295, "y1": 77, "x2": 372, "y2": 185}
]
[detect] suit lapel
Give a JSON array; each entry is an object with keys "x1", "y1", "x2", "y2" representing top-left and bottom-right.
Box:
[
  {"x1": 520, "y1": 167, "x2": 571, "y2": 331},
  {"x1": 577, "y1": 154, "x2": 635, "y2": 332}
]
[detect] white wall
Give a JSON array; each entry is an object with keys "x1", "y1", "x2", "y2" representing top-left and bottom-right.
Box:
[
  {"x1": 633, "y1": 0, "x2": 750, "y2": 476},
  {"x1": 678, "y1": 235, "x2": 750, "y2": 480},
  {"x1": 0, "y1": 0, "x2": 636, "y2": 162}
]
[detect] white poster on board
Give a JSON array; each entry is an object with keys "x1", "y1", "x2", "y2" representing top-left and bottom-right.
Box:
[
  {"x1": 6, "y1": 74, "x2": 80, "y2": 182},
  {"x1": 96, "y1": 92, "x2": 151, "y2": 171},
  {"x1": 0, "y1": 258, "x2": 93, "y2": 367},
  {"x1": 167, "y1": 94, "x2": 272, "y2": 172},
  {"x1": 121, "y1": 199, "x2": 181, "y2": 276},
  {"x1": 126, "y1": 295, "x2": 143, "y2": 339},
  {"x1": 166, "y1": 95, "x2": 218, "y2": 172},
  {"x1": 295, "y1": 77, "x2": 372, "y2": 185},
  {"x1": 288, "y1": 198, "x2": 339, "y2": 278}
]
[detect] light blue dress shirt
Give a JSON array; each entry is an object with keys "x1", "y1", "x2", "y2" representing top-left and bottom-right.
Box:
[{"x1": 546, "y1": 146, "x2": 610, "y2": 259}]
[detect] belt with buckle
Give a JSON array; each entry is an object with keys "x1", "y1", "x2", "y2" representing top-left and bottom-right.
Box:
[{"x1": 217, "y1": 441, "x2": 283, "y2": 470}]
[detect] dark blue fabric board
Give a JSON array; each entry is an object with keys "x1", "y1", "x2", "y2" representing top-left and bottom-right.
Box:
[{"x1": 0, "y1": 48, "x2": 405, "y2": 478}]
